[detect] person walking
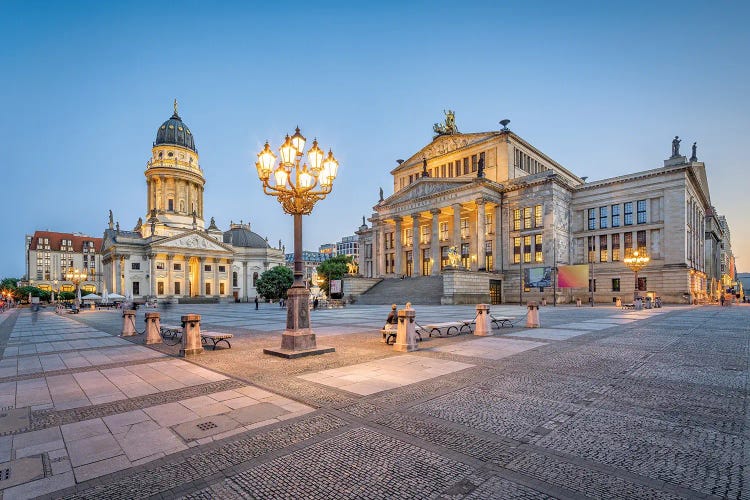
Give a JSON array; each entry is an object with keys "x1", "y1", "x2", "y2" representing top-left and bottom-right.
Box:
[
  {"x1": 313, "y1": 297, "x2": 319, "y2": 310},
  {"x1": 720, "y1": 294, "x2": 725, "y2": 307},
  {"x1": 254, "y1": 296, "x2": 259, "y2": 310}
]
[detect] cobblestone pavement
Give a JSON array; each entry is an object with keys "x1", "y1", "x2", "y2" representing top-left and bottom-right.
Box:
[{"x1": 0, "y1": 302, "x2": 747, "y2": 499}]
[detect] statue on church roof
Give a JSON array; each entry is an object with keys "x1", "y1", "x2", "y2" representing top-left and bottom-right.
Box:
[
  {"x1": 134, "y1": 217, "x2": 142, "y2": 231},
  {"x1": 433, "y1": 109, "x2": 458, "y2": 137},
  {"x1": 108, "y1": 210, "x2": 114, "y2": 229},
  {"x1": 422, "y1": 157, "x2": 430, "y2": 177},
  {"x1": 115, "y1": 222, "x2": 120, "y2": 233},
  {"x1": 379, "y1": 187, "x2": 384, "y2": 202},
  {"x1": 690, "y1": 142, "x2": 698, "y2": 162},
  {"x1": 671, "y1": 136, "x2": 681, "y2": 157}
]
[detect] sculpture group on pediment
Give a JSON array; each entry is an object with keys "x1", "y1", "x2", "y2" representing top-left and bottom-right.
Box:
[{"x1": 433, "y1": 109, "x2": 458, "y2": 137}]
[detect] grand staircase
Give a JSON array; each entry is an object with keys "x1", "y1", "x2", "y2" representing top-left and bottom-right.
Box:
[{"x1": 357, "y1": 276, "x2": 444, "y2": 305}]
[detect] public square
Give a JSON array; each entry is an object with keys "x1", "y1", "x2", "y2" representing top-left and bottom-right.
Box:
[{"x1": 0, "y1": 303, "x2": 746, "y2": 499}]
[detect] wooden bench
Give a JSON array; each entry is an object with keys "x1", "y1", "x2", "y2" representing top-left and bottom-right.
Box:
[
  {"x1": 160, "y1": 324, "x2": 183, "y2": 345},
  {"x1": 380, "y1": 325, "x2": 423, "y2": 345},
  {"x1": 490, "y1": 315, "x2": 514, "y2": 328},
  {"x1": 201, "y1": 332, "x2": 233, "y2": 350},
  {"x1": 423, "y1": 321, "x2": 464, "y2": 337},
  {"x1": 621, "y1": 303, "x2": 635, "y2": 310}
]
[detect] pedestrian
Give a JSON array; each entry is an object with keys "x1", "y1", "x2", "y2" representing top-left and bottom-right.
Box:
[
  {"x1": 313, "y1": 297, "x2": 319, "y2": 310},
  {"x1": 254, "y1": 296, "x2": 259, "y2": 310},
  {"x1": 720, "y1": 294, "x2": 725, "y2": 307}
]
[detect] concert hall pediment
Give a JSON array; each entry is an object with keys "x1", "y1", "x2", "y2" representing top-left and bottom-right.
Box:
[
  {"x1": 154, "y1": 231, "x2": 233, "y2": 254},
  {"x1": 381, "y1": 179, "x2": 471, "y2": 207}
]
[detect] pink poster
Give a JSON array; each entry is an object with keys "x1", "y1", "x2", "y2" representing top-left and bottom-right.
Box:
[{"x1": 557, "y1": 264, "x2": 589, "y2": 288}]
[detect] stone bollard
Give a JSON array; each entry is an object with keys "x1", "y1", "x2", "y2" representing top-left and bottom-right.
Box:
[
  {"x1": 393, "y1": 307, "x2": 418, "y2": 352},
  {"x1": 144, "y1": 312, "x2": 162, "y2": 345},
  {"x1": 474, "y1": 304, "x2": 492, "y2": 336},
  {"x1": 180, "y1": 314, "x2": 203, "y2": 356},
  {"x1": 576, "y1": 298, "x2": 582, "y2": 307},
  {"x1": 121, "y1": 310, "x2": 137, "y2": 337},
  {"x1": 526, "y1": 301, "x2": 540, "y2": 328}
]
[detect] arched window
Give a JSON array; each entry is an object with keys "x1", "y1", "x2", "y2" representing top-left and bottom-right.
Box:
[
  {"x1": 253, "y1": 272, "x2": 259, "y2": 286},
  {"x1": 232, "y1": 272, "x2": 238, "y2": 287}
]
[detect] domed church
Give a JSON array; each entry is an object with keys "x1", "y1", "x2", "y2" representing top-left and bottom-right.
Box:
[{"x1": 100, "y1": 101, "x2": 285, "y2": 303}]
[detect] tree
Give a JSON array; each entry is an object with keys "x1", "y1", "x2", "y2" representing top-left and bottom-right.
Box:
[
  {"x1": 317, "y1": 255, "x2": 353, "y2": 298},
  {"x1": 255, "y1": 265, "x2": 294, "y2": 301}
]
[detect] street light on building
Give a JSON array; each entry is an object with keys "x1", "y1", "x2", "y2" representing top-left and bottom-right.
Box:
[
  {"x1": 255, "y1": 127, "x2": 339, "y2": 356},
  {"x1": 65, "y1": 268, "x2": 87, "y2": 308},
  {"x1": 623, "y1": 250, "x2": 650, "y2": 301}
]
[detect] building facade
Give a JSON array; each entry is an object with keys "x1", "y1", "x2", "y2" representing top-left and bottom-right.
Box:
[
  {"x1": 25, "y1": 231, "x2": 103, "y2": 294},
  {"x1": 356, "y1": 114, "x2": 721, "y2": 304},
  {"x1": 100, "y1": 102, "x2": 285, "y2": 302}
]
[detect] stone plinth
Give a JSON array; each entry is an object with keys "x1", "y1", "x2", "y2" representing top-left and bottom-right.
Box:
[
  {"x1": 526, "y1": 301, "x2": 540, "y2": 328},
  {"x1": 264, "y1": 287, "x2": 335, "y2": 359},
  {"x1": 180, "y1": 314, "x2": 203, "y2": 356},
  {"x1": 121, "y1": 310, "x2": 137, "y2": 337},
  {"x1": 474, "y1": 304, "x2": 492, "y2": 336},
  {"x1": 144, "y1": 312, "x2": 162, "y2": 345},
  {"x1": 393, "y1": 307, "x2": 418, "y2": 352}
]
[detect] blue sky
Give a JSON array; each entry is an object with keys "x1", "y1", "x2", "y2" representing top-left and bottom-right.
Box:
[{"x1": 1, "y1": 0, "x2": 748, "y2": 278}]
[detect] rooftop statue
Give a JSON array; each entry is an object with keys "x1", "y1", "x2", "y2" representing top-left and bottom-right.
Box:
[
  {"x1": 690, "y1": 142, "x2": 698, "y2": 162},
  {"x1": 671, "y1": 136, "x2": 681, "y2": 157},
  {"x1": 433, "y1": 109, "x2": 458, "y2": 137}
]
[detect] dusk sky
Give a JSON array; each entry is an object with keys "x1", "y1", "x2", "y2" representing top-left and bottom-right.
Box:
[{"x1": 1, "y1": 1, "x2": 748, "y2": 279}]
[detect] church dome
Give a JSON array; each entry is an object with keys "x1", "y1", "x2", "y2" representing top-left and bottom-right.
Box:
[
  {"x1": 223, "y1": 225, "x2": 270, "y2": 248},
  {"x1": 154, "y1": 101, "x2": 196, "y2": 152}
]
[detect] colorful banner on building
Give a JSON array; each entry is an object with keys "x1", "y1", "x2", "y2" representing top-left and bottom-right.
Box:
[
  {"x1": 557, "y1": 264, "x2": 589, "y2": 288},
  {"x1": 524, "y1": 267, "x2": 552, "y2": 288}
]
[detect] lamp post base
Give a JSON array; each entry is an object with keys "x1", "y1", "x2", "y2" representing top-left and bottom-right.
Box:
[{"x1": 263, "y1": 286, "x2": 335, "y2": 358}]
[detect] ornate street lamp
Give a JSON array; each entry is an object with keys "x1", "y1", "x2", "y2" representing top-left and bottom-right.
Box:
[
  {"x1": 255, "y1": 127, "x2": 339, "y2": 356},
  {"x1": 65, "y1": 268, "x2": 87, "y2": 308},
  {"x1": 623, "y1": 250, "x2": 650, "y2": 300}
]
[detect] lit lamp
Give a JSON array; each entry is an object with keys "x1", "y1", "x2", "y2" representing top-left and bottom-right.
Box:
[
  {"x1": 255, "y1": 127, "x2": 339, "y2": 357},
  {"x1": 623, "y1": 250, "x2": 650, "y2": 300},
  {"x1": 65, "y1": 268, "x2": 87, "y2": 308}
]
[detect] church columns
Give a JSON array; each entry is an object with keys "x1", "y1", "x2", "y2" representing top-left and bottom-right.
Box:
[
  {"x1": 242, "y1": 261, "x2": 248, "y2": 301},
  {"x1": 411, "y1": 214, "x2": 421, "y2": 277},
  {"x1": 494, "y1": 204, "x2": 503, "y2": 272},
  {"x1": 477, "y1": 199, "x2": 486, "y2": 271},
  {"x1": 452, "y1": 203, "x2": 462, "y2": 252},
  {"x1": 377, "y1": 222, "x2": 385, "y2": 277},
  {"x1": 198, "y1": 257, "x2": 205, "y2": 296},
  {"x1": 393, "y1": 217, "x2": 403, "y2": 277},
  {"x1": 431, "y1": 209, "x2": 441, "y2": 276},
  {"x1": 213, "y1": 259, "x2": 219, "y2": 296},
  {"x1": 166, "y1": 254, "x2": 173, "y2": 295},
  {"x1": 114, "y1": 256, "x2": 122, "y2": 295},
  {"x1": 149, "y1": 253, "x2": 156, "y2": 296}
]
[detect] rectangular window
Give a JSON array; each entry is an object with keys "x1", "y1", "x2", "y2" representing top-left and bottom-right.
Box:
[
  {"x1": 637, "y1": 199, "x2": 647, "y2": 224},
  {"x1": 588, "y1": 208, "x2": 596, "y2": 230},
  {"x1": 534, "y1": 234, "x2": 543, "y2": 263},
  {"x1": 454, "y1": 160, "x2": 461, "y2": 177},
  {"x1": 218, "y1": 265, "x2": 226, "y2": 273},
  {"x1": 471, "y1": 154, "x2": 478, "y2": 172},
  {"x1": 460, "y1": 243, "x2": 470, "y2": 269},
  {"x1": 204, "y1": 265, "x2": 212, "y2": 272},
  {"x1": 173, "y1": 263, "x2": 182, "y2": 271},
  {"x1": 205, "y1": 283, "x2": 211, "y2": 295},
  {"x1": 174, "y1": 281, "x2": 181, "y2": 295},
  {"x1": 448, "y1": 164, "x2": 453, "y2": 177},
  {"x1": 441, "y1": 164, "x2": 446, "y2": 177},
  {"x1": 612, "y1": 204, "x2": 620, "y2": 227},
  {"x1": 485, "y1": 214, "x2": 493, "y2": 235},
  {"x1": 637, "y1": 277, "x2": 647, "y2": 291},
  {"x1": 421, "y1": 225, "x2": 430, "y2": 244},
  {"x1": 523, "y1": 235, "x2": 532, "y2": 263},
  {"x1": 637, "y1": 230, "x2": 647, "y2": 253},
  {"x1": 441, "y1": 246, "x2": 449, "y2": 269},
  {"x1": 480, "y1": 151, "x2": 485, "y2": 170},
  {"x1": 220, "y1": 283, "x2": 225, "y2": 295},
  {"x1": 534, "y1": 205, "x2": 543, "y2": 228},
  {"x1": 599, "y1": 234, "x2": 608, "y2": 262},
  {"x1": 612, "y1": 233, "x2": 620, "y2": 261},
  {"x1": 168, "y1": 199, "x2": 174, "y2": 211},
  {"x1": 132, "y1": 282, "x2": 140, "y2": 295},
  {"x1": 612, "y1": 278, "x2": 620, "y2": 292},
  {"x1": 157, "y1": 282, "x2": 164, "y2": 295},
  {"x1": 460, "y1": 218, "x2": 469, "y2": 239},
  {"x1": 599, "y1": 206, "x2": 608, "y2": 229},
  {"x1": 131, "y1": 263, "x2": 140, "y2": 270},
  {"x1": 463, "y1": 158, "x2": 469, "y2": 175},
  {"x1": 624, "y1": 232, "x2": 633, "y2": 257},
  {"x1": 485, "y1": 240, "x2": 493, "y2": 270},
  {"x1": 524, "y1": 207, "x2": 532, "y2": 230},
  {"x1": 439, "y1": 222, "x2": 449, "y2": 241},
  {"x1": 422, "y1": 248, "x2": 430, "y2": 275},
  {"x1": 513, "y1": 209, "x2": 521, "y2": 231},
  {"x1": 404, "y1": 228, "x2": 413, "y2": 247},
  {"x1": 624, "y1": 202, "x2": 633, "y2": 225},
  {"x1": 588, "y1": 235, "x2": 596, "y2": 263},
  {"x1": 513, "y1": 237, "x2": 521, "y2": 264},
  {"x1": 156, "y1": 262, "x2": 165, "y2": 270}
]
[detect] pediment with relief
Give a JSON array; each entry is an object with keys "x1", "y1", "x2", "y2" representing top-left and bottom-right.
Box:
[
  {"x1": 156, "y1": 232, "x2": 233, "y2": 253},
  {"x1": 381, "y1": 179, "x2": 471, "y2": 206},
  {"x1": 397, "y1": 133, "x2": 498, "y2": 172}
]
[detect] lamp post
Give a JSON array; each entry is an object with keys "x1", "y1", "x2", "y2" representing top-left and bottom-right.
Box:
[
  {"x1": 623, "y1": 250, "x2": 650, "y2": 301},
  {"x1": 65, "y1": 268, "x2": 87, "y2": 308},
  {"x1": 255, "y1": 127, "x2": 339, "y2": 356}
]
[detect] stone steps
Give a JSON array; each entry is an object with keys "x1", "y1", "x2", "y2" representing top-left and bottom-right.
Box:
[{"x1": 357, "y1": 276, "x2": 443, "y2": 305}]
